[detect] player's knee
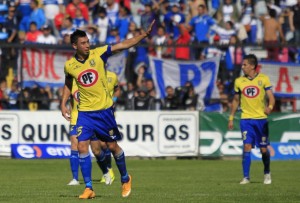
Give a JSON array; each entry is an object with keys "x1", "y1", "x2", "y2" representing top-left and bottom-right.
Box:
[
  {"x1": 77, "y1": 141, "x2": 89, "y2": 153},
  {"x1": 243, "y1": 144, "x2": 252, "y2": 152},
  {"x1": 260, "y1": 147, "x2": 268, "y2": 154}
]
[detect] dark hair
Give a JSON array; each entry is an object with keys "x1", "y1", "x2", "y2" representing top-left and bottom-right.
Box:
[
  {"x1": 244, "y1": 54, "x2": 258, "y2": 69},
  {"x1": 98, "y1": 6, "x2": 107, "y2": 15},
  {"x1": 269, "y1": 9, "x2": 277, "y2": 18},
  {"x1": 70, "y1": 29, "x2": 87, "y2": 44},
  {"x1": 226, "y1": 21, "x2": 234, "y2": 29},
  {"x1": 32, "y1": 0, "x2": 39, "y2": 6}
]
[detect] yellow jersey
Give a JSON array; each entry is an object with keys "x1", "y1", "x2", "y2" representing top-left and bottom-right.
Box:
[
  {"x1": 106, "y1": 71, "x2": 118, "y2": 97},
  {"x1": 64, "y1": 46, "x2": 113, "y2": 111},
  {"x1": 234, "y1": 73, "x2": 272, "y2": 119}
]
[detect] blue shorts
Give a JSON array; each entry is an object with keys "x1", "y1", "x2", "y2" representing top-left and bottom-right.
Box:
[
  {"x1": 76, "y1": 107, "x2": 122, "y2": 142},
  {"x1": 69, "y1": 125, "x2": 99, "y2": 141},
  {"x1": 240, "y1": 119, "x2": 269, "y2": 148}
]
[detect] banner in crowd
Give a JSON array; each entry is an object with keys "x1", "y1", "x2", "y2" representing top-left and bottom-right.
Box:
[
  {"x1": 0, "y1": 111, "x2": 199, "y2": 157},
  {"x1": 19, "y1": 49, "x2": 126, "y2": 88},
  {"x1": 259, "y1": 62, "x2": 300, "y2": 97},
  {"x1": 199, "y1": 112, "x2": 300, "y2": 159},
  {"x1": 149, "y1": 56, "x2": 221, "y2": 102}
]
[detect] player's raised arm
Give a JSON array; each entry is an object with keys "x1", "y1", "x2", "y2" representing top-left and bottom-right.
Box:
[
  {"x1": 61, "y1": 75, "x2": 73, "y2": 121},
  {"x1": 228, "y1": 93, "x2": 240, "y2": 130},
  {"x1": 111, "y1": 20, "x2": 155, "y2": 54}
]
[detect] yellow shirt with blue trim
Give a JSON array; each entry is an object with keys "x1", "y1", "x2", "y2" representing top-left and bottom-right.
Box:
[
  {"x1": 64, "y1": 45, "x2": 113, "y2": 111},
  {"x1": 234, "y1": 73, "x2": 272, "y2": 119},
  {"x1": 70, "y1": 78, "x2": 79, "y2": 125},
  {"x1": 106, "y1": 71, "x2": 118, "y2": 97}
]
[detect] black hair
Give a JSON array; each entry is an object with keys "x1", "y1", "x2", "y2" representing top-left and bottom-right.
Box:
[
  {"x1": 269, "y1": 9, "x2": 277, "y2": 18},
  {"x1": 98, "y1": 6, "x2": 107, "y2": 15},
  {"x1": 244, "y1": 54, "x2": 258, "y2": 69},
  {"x1": 70, "y1": 29, "x2": 87, "y2": 44}
]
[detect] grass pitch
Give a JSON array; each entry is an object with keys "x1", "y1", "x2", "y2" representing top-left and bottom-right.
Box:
[{"x1": 0, "y1": 158, "x2": 299, "y2": 203}]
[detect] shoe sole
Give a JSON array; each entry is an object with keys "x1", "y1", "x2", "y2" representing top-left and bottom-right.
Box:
[{"x1": 122, "y1": 189, "x2": 131, "y2": 198}]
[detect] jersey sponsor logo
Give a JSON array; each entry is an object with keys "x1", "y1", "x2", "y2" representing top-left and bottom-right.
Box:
[
  {"x1": 78, "y1": 69, "x2": 98, "y2": 87},
  {"x1": 73, "y1": 90, "x2": 79, "y2": 102},
  {"x1": 242, "y1": 86, "x2": 260, "y2": 98}
]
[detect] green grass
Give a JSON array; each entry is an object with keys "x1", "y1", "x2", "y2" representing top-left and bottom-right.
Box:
[{"x1": 0, "y1": 158, "x2": 299, "y2": 203}]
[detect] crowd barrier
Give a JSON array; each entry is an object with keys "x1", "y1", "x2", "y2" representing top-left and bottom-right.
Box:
[{"x1": 1, "y1": 111, "x2": 299, "y2": 160}]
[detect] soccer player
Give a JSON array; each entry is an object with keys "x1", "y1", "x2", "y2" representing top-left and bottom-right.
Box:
[
  {"x1": 67, "y1": 78, "x2": 113, "y2": 186},
  {"x1": 61, "y1": 20, "x2": 155, "y2": 199},
  {"x1": 228, "y1": 54, "x2": 275, "y2": 185}
]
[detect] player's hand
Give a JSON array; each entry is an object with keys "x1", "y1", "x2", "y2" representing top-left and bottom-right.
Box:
[
  {"x1": 61, "y1": 105, "x2": 71, "y2": 121},
  {"x1": 264, "y1": 107, "x2": 272, "y2": 115},
  {"x1": 228, "y1": 120, "x2": 234, "y2": 130},
  {"x1": 145, "y1": 20, "x2": 155, "y2": 37}
]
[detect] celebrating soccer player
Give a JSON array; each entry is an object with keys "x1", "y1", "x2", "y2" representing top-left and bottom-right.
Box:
[
  {"x1": 61, "y1": 20, "x2": 155, "y2": 199},
  {"x1": 228, "y1": 54, "x2": 275, "y2": 185}
]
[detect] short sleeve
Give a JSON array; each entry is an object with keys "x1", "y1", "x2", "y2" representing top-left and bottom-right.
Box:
[
  {"x1": 264, "y1": 75, "x2": 272, "y2": 90},
  {"x1": 234, "y1": 79, "x2": 240, "y2": 93}
]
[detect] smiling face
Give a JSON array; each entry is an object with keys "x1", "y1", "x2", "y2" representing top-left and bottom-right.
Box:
[{"x1": 73, "y1": 36, "x2": 90, "y2": 57}]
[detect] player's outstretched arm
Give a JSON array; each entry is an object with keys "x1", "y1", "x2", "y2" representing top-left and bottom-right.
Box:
[
  {"x1": 228, "y1": 94, "x2": 240, "y2": 130},
  {"x1": 111, "y1": 20, "x2": 155, "y2": 54},
  {"x1": 61, "y1": 76, "x2": 72, "y2": 121}
]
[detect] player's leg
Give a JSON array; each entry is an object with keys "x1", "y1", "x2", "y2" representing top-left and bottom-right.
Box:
[
  {"x1": 90, "y1": 139, "x2": 113, "y2": 185},
  {"x1": 107, "y1": 141, "x2": 132, "y2": 197},
  {"x1": 68, "y1": 127, "x2": 80, "y2": 185},
  {"x1": 99, "y1": 140, "x2": 115, "y2": 183},
  {"x1": 240, "y1": 119, "x2": 255, "y2": 184},
  {"x1": 255, "y1": 119, "x2": 271, "y2": 184},
  {"x1": 76, "y1": 112, "x2": 96, "y2": 199}
]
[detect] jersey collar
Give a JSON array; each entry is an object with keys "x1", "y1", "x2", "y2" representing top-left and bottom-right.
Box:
[{"x1": 75, "y1": 53, "x2": 89, "y2": 64}]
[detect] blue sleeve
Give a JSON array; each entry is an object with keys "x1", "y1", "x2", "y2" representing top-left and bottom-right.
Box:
[
  {"x1": 189, "y1": 17, "x2": 194, "y2": 26},
  {"x1": 100, "y1": 45, "x2": 112, "y2": 64}
]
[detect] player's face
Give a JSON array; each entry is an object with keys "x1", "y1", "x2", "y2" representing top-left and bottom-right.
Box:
[
  {"x1": 241, "y1": 59, "x2": 254, "y2": 76},
  {"x1": 74, "y1": 36, "x2": 90, "y2": 56}
]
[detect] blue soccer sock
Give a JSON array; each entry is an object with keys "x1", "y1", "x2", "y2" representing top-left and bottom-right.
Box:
[
  {"x1": 242, "y1": 151, "x2": 251, "y2": 179},
  {"x1": 104, "y1": 148, "x2": 112, "y2": 169},
  {"x1": 262, "y1": 150, "x2": 270, "y2": 174},
  {"x1": 70, "y1": 150, "x2": 79, "y2": 180},
  {"x1": 95, "y1": 150, "x2": 109, "y2": 175},
  {"x1": 113, "y1": 150, "x2": 129, "y2": 183},
  {"x1": 79, "y1": 153, "x2": 92, "y2": 189}
]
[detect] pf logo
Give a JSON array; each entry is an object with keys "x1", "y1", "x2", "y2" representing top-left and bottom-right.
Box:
[
  {"x1": 242, "y1": 86, "x2": 260, "y2": 98},
  {"x1": 78, "y1": 69, "x2": 98, "y2": 87}
]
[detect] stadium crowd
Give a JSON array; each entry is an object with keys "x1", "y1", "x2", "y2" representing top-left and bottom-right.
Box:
[{"x1": 0, "y1": 0, "x2": 300, "y2": 112}]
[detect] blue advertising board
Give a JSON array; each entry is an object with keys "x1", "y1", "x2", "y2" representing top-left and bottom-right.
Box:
[
  {"x1": 251, "y1": 142, "x2": 300, "y2": 160},
  {"x1": 11, "y1": 144, "x2": 71, "y2": 159}
]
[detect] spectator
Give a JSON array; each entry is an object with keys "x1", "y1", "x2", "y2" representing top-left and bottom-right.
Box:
[
  {"x1": 211, "y1": 20, "x2": 236, "y2": 44},
  {"x1": 94, "y1": 6, "x2": 109, "y2": 44},
  {"x1": 7, "y1": 81, "x2": 19, "y2": 109},
  {"x1": 188, "y1": 4, "x2": 215, "y2": 59},
  {"x1": 66, "y1": 0, "x2": 89, "y2": 21},
  {"x1": 42, "y1": 0, "x2": 65, "y2": 34},
  {"x1": 186, "y1": 0, "x2": 206, "y2": 22},
  {"x1": 162, "y1": 85, "x2": 179, "y2": 110},
  {"x1": 73, "y1": 7, "x2": 88, "y2": 29},
  {"x1": 181, "y1": 81, "x2": 199, "y2": 111},
  {"x1": 151, "y1": 26, "x2": 173, "y2": 58},
  {"x1": 4, "y1": 6, "x2": 18, "y2": 44},
  {"x1": 25, "y1": 21, "x2": 42, "y2": 43},
  {"x1": 163, "y1": 3, "x2": 185, "y2": 39},
  {"x1": 115, "y1": 5, "x2": 132, "y2": 40},
  {"x1": 29, "y1": 0, "x2": 46, "y2": 30},
  {"x1": 106, "y1": 26, "x2": 121, "y2": 44},
  {"x1": 132, "y1": 86, "x2": 156, "y2": 110},
  {"x1": 261, "y1": 9, "x2": 285, "y2": 61},
  {"x1": 16, "y1": 0, "x2": 32, "y2": 19},
  {"x1": 0, "y1": 79, "x2": 8, "y2": 109},
  {"x1": 175, "y1": 24, "x2": 191, "y2": 60},
  {"x1": 17, "y1": 87, "x2": 31, "y2": 110},
  {"x1": 59, "y1": 17, "x2": 76, "y2": 44},
  {"x1": 62, "y1": 33, "x2": 71, "y2": 44},
  {"x1": 216, "y1": 0, "x2": 239, "y2": 26},
  {"x1": 289, "y1": 0, "x2": 300, "y2": 43},
  {"x1": 119, "y1": 82, "x2": 136, "y2": 110},
  {"x1": 140, "y1": 4, "x2": 158, "y2": 37},
  {"x1": 85, "y1": 25, "x2": 99, "y2": 45},
  {"x1": 103, "y1": 0, "x2": 119, "y2": 25},
  {"x1": 36, "y1": 24, "x2": 57, "y2": 44}
]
